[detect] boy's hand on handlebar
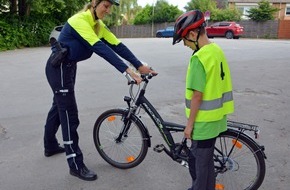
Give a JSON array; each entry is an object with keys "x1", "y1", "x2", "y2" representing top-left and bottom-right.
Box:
[{"x1": 138, "y1": 65, "x2": 158, "y2": 76}]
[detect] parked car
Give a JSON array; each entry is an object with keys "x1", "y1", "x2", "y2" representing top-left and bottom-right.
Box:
[
  {"x1": 206, "y1": 21, "x2": 244, "y2": 39},
  {"x1": 156, "y1": 26, "x2": 174, "y2": 38},
  {"x1": 49, "y1": 25, "x2": 63, "y2": 40}
]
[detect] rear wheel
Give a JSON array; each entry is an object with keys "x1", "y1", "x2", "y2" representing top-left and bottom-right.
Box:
[
  {"x1": 214, "y1": 129, "x2": 266, "y2": 190},
  {"x1": 225, "y1": 31, "x2": 234, "y2": 39},
  {"x1": 93, "y1": 109, "x2": 149, "y2": 169}
]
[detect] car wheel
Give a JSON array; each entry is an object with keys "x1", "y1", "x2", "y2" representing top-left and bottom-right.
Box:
[
  {"x1": 225, "y1": 31, "x2": 234, "y2": 39},
  {"x1": 156, "y1": 33, "x2": 162, "y2": 38}
]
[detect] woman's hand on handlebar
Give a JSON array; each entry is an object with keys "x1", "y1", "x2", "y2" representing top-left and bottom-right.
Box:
[
  {"x1": 125, "y1": 68, "x2": 142, "y2": 84},
  {"x1": 138, "y1": 65, "x2": 158, "y2": 76}
]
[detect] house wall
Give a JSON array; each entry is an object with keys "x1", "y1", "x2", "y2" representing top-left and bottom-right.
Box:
[
  {"x1": 229, "y1": 1, "x2": 290, "y2": 20},
  {"x1": 273, "y1": 3, "x2": 290, "y2": 20}
]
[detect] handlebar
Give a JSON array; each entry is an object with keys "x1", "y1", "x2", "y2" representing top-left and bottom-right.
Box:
[{"x1": 125, "y1": 73, "x2": 157, "y2": 85}]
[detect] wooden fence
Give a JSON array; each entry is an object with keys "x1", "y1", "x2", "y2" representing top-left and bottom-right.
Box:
[{"x1": 110, "y1": 20, "x2": 290, "y2": 39}]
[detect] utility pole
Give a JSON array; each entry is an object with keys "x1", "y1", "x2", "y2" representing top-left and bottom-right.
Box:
[{"x1": 151, "y1": 0, "x2": 155, "y2": 37}]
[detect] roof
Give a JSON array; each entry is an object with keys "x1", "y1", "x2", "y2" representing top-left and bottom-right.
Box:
[{"x1": 228, "y1": 0, "x2": 290, "y2": 3}]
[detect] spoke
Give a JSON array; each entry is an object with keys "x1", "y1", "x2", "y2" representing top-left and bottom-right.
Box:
[
  {"x1": 98, "y1": 115, "x2": 144, "y2": 163},
  {"x1": 215, "y1": 133, "x2": 260, "y2": 190}
]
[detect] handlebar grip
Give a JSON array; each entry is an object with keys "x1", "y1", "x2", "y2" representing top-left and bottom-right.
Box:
[{"x1": 125, "y1": 73, "x2": 136, "y2": 85}]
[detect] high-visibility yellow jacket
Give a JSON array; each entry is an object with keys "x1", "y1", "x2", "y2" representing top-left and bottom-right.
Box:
[{"x1": 58, "y1": 9, "x2": 142, "y2": 73}]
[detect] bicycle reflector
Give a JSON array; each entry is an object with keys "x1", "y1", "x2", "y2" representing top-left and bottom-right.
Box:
[
  {"x1": 126, "y1": 156, "x2": 135, "y2": 162},
  {"x1": 232, "y1": 139, "x2": 243, "y2": 149},
  {"x1": 215, "y1": 183, "x2": 225, "y2": 190},
  {"x1": 107, "y1": 116, "x2": 116, "y2": 122}
]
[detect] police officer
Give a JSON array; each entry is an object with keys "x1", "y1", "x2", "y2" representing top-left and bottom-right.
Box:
[
  {"x1": 44, "y1": 0, "x2": 157, "y2": 181},
  {"x1": 172, "y1": 10, "x2": 234, "y2": 190}
]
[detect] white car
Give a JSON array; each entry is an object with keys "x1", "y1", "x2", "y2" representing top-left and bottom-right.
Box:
[{"x1": 49, "y1": 25, "x2": 63, "y2": 40}]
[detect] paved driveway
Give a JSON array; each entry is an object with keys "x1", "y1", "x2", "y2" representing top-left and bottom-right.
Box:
[{"x1": 0, "y1": 38, "x2": 290, "y2": 190}]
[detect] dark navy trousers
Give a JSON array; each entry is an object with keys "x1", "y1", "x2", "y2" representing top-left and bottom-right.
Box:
[
  {"x1": 44, "y1": 58, "x2": 84, "y2": 171},
  {"x1": 188, "y1": 138, "x2": 216, "y2": 190}
]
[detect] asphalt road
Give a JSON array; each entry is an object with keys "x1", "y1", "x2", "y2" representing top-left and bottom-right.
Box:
[{"x1": 0, "y1": 38, "x2": 290, "y2": 190}]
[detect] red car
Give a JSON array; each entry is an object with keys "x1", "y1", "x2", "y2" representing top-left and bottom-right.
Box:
[{"x1": 206, "y1": 21, "x2": 244, "y2": 39}]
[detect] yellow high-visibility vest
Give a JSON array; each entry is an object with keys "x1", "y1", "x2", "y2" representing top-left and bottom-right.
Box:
[{"x1": 185, "y1": 43, "x2": 234, "y2": 122}]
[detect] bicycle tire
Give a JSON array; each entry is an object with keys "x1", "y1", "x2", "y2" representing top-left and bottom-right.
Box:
[
  {"x1": 215, "y1": 129, "x2": 266, "y2": 190},
  {"x1": 93, "y1": 109, "x2": 149, "y2": 169}
]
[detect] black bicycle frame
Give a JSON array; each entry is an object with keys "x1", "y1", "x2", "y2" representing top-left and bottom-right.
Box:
[{"x1": 130, "y1": 86, "x2": 185, "y2": 155}]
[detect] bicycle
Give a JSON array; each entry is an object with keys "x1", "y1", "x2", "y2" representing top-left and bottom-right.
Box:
[{"x1": 93, "y1": 73, "x2": 267, "y2": 190}]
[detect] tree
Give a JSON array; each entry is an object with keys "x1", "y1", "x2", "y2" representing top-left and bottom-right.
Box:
[
  {"x1": 0, "y1": 0, "x2": 87, "y2": 19},
  {"x1": 120, "y1": 0, "x2": 140, "y2": 24},
  {"x1": 185, "y1": 0, "x2": 241, "y2": 22},
  {"x1": 103, "y1": 0, "x2": 142, "y2": 26},
  {"x1": 134, "y1": 0, "x2": 182, "y2": 25},
  {"x1": 0, "y1": 0, "x2": 88, "y2": 50},
  {"x1": 210, "y1": 7, "x2": 241, "y2": 22},
  {"x1": 185, "y1": 0, "x2": 217, "y2": 12},
  {"x1": 133, "y1": 4, "x2": 152, "y2": 25},
  {"x1": 153, "y1": 0, "x2": 182, "y2": 23},
  {"x1": 247, "y1": 0, "x2": 279, "y2": 21}
]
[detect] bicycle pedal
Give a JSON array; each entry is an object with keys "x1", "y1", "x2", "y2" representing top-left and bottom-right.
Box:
[{"x1": 153, "y1": 144, "x2": 165, "y2": 153}]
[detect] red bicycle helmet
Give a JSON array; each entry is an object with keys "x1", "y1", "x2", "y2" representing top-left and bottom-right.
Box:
[{"x1": 173, "y1": 10, "x2": 205, "y2": 45}]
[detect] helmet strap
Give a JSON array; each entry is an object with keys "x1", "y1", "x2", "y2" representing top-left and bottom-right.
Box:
[
  {"x1": 92, "y1": 0, "x2": 101, "y2": 20},
  {"x1": 195, "y1": 28, "x2": 201, "y2": 51},
  {"x1": 185, "y1": 28, "x2": 201, "y2": 53}
]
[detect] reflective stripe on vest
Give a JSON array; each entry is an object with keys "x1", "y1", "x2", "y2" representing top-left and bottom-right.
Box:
[{"x1": 185, "y1": 91, "x2": 233, "y2": 111}]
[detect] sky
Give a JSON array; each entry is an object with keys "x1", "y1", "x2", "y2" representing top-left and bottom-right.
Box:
[{"x1": 137, "y1": 0, "x2": 189, "y2": 11}]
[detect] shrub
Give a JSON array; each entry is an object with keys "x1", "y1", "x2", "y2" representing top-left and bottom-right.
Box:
[{"x1": 0, "y1": 13, "x2": 57, "y2": 51}]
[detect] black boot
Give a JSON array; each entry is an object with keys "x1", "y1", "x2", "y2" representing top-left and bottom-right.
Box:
[{"x1": 70, "y1": 165, "x2": 97, "y2": 181}]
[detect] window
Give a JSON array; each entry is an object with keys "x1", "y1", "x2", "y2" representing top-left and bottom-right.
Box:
[
  {"x1": 220, "y1": 22, "x2": 230, "y2": 27},
  {"x1": 236, "y1": 3, "x2": 258, "y2": 20},
  {"x1": 212, "y1": 23, "x2": 220, "y2": 27},
  {"x1": 286, "y1": 4, "x2": 290, "y2": 16}
]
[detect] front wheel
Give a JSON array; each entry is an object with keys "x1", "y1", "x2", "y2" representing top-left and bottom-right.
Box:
[
  {"x1": 214, "y1": 129, "x2": 266, "y2": 190},
  {"x1": 93, "y1": 109, "x2": 149, "y2": 169}
]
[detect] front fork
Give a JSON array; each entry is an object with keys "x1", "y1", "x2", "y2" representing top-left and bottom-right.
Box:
[
  {"x1": 115, "y1": 96, "x2": 134, "y2": 143},
  {"x1": 116, "y1": 95, "x2": 145, "y2": 143}
]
